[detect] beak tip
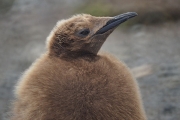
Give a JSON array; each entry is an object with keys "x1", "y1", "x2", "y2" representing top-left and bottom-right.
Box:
[
  {"x1": 135, "y1": 12, "x2": 138, "y2": 16},
  {"x1": 134, "y1": 12, "x2": 138, "y2": 16},
  {"x1": 128, "y1": 12, "x2": 138, "y2": 17}
]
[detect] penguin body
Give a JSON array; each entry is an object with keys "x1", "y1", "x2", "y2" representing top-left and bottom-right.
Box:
[{"x1": 12, "y1": 13, "x2": 146, "y2": 120}]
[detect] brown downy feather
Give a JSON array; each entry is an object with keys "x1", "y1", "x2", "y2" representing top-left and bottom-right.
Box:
[{"x1": 11, "y1": 14, "x2": 146, "y2": 120}]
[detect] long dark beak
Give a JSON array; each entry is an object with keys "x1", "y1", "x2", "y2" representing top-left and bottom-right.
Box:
[{"x1": 95, "y1": 12, "x2": 138, "y2": 34}]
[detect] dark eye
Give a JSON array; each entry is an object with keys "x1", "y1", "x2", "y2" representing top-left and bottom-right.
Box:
[{"x1": 77, "y1": 28, "x2": 90, "y2": 37}]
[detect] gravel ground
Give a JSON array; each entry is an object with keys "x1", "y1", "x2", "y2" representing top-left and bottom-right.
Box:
[{"x1": 0, "y1": 0, "x2": 180, "y2": 120}]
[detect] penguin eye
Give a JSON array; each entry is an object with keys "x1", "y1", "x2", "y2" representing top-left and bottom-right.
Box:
[{"x1": 77, "y1": 28, "x2": 90, "y2": 37}]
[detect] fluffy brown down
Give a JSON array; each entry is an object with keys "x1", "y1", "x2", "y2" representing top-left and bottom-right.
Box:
[{"x1": 11, "y1": 14, "x2": 146, "y2": 120}]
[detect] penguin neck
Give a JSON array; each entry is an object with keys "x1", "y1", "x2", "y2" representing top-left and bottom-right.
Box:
[{"x1": 49, "y1": 48, "x2": 98, "y2": 61}]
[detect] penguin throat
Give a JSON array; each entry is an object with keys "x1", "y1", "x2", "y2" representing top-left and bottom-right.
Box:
[{"x1": 49, "y1": 46, "x2": 97, "y2": 60}]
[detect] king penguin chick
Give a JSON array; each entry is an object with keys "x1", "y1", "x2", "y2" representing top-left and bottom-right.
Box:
[{"x1": 11, "y1": 12, "x2": 147, "y2": 120}]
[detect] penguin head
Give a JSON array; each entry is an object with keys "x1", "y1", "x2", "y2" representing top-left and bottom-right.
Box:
[{"x1": 47, "y1": 12, "x2": 137, "y2": 58}]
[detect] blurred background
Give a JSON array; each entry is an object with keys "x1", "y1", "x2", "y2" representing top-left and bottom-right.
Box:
[{"x1": 0, "y1": 0, "x2": 180, "y2": 119}]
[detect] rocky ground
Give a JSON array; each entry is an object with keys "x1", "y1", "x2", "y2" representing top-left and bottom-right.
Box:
[{"x1": 0, "y1": 0, "x2": 180, "y2": 120}]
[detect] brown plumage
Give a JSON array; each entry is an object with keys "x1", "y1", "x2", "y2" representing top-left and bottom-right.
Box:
[{"x1": 11, "y1": 13, "x2": 147, "y2": 120}]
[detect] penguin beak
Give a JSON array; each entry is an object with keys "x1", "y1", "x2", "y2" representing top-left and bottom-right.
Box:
[
  {"x1": 95, "y1": 12, "x2": 138, "y2": 35},
  {"x1": 86, "y1": 12, "x2": 137, "y2": 54}
]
